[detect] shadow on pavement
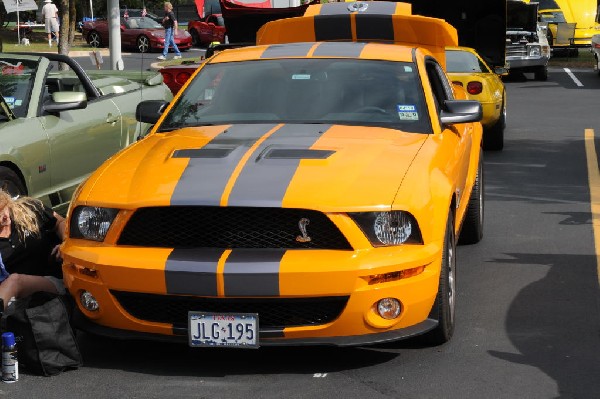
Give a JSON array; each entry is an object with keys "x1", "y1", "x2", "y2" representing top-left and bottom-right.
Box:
[{"x1": 486, "y1": 253, "x2": 600, "y2": 398}]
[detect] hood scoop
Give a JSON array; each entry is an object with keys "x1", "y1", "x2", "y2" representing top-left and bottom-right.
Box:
[
  {"x1": 172, "y1": 146, "x2": 236, "y2": 159},
  {"x1": 261, "y1": 148, "x2": 335, "y2": 160}
]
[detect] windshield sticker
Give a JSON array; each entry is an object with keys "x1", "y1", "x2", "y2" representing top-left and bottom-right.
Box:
[
  {"x1": 3, "y1": 97, "x2": 15, "y2": 105},
  {"x1": 292, "y1": 74, "x2": 311, "y2": 80},
  {"x1": 397, "y1": 104, "x2": 419, "y2": 121},
  {"x1": 404, "y1": 66, "x2": 413, "y2": 72},
  {"x1": 0, "y1": 61, "x2": 24, "y2": 75},
  {"x1": 14, "y1": 100, "x2": 22, "y2": 107}
]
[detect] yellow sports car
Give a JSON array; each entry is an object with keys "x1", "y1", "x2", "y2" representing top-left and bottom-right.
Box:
[
  {"x1": 446, "y1": 46, "x2": 506, "y2": 151},
  {"x1": 62, "y1": 2, "x2": 483, "y2": 347}
]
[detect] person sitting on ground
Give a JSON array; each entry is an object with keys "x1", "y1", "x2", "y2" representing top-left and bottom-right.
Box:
[{"x1": 0, "y1": 189, "x2": 66, "y2": 310}]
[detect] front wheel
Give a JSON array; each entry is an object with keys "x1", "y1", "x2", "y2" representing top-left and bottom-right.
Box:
[
  {"x1": 190, "y1": 30, "x2": 201, "y2": 47},
  {"x1": 137, "y1": 35, "x2": 150, "y2": 53},
  {"x1": 534, "y1": 65, "x2": 548, "y2": 81},
  {"x1": 0, "y1": 166, "x2": 26, "y2": 197},
  {"x1": 483, "y1": 99, "x2": 505, "y2": 151},
  {"x1": 458, "y1": 153, "x2": 484, "y2": 245},
  {"x1": 423, "y1": 215, "x2": 456, "y2": 345}
]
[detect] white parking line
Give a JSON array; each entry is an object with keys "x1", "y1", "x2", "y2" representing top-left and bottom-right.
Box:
[{"x1": 564, "y1": 68, "x2": 584, "y2": 87}]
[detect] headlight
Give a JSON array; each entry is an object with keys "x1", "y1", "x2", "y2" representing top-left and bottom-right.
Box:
[
  {"x1": 529, "y1": 45, "x2": 541, "y2": 57},
  {"x1": 349, "y1": 211, "x2": 423, "y2": 246},
  {"x1": 70, "y1": 206, "x2": 119, "y2": 241}
]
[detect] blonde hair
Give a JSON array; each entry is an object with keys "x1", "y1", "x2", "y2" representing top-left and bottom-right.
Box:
[
  {"x1": 0, "y1": 190, "x2": 42, "y2": 241},
  {"x1": 164, "y1": 2, "x2": 173, "y2": 11}
]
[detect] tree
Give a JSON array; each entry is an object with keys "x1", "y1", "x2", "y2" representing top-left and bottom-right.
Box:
[{"x1": 57, "y1": 0, "x2": 76, "y2": 64}]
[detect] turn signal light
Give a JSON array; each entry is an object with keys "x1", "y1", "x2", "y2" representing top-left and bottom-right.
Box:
[
  {"x1": 594, "y1": 43, "x2": 600, "y2": 49},
  {"x1": 452, "y1": 81, "x2": 463, "y2": 87},
  {"x1": 467, "y1": 81, "x2": 483, "y2": 95},
  {"x1": 367, "y1": 266, "x2": 426, "y2": 285}
]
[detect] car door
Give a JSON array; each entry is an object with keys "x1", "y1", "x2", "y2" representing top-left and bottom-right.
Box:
[
  {"x1": 425, "y1": 58, "x2": 473, "y2": 211},
  {"x1": 40, "y1": 75, "x2": 122, "y2": 205}
]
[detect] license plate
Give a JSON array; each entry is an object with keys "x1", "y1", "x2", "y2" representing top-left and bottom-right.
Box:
[{"x1": 188, "y1": 312, "x2": 259, "y2": 348}]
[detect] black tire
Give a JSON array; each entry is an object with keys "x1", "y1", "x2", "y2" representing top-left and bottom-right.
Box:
[
  {"x1": 423, "y1": 215, "x2": 456, "y2": 346},
  {"x1": 483, "y1": 99, "x2": 505, "y2": 151},
  {"x1": 190, "y1": 29, "x2": 201, "y2": 47},
  {"x1": 534, "y1": 65, "x2": 548, "y2": 81},
  {"x1": 137, "y1": 35, "x2": 150, "y2": 53},
  {"x1": 0, "y1": 166, "x2": 26, "y2": 197},
  {"x1": 88, "y1": 31, "x2": 102, "y2": 48},
  {"x1": 458, "y1": 153, "x2": 484, "y2": 245}
]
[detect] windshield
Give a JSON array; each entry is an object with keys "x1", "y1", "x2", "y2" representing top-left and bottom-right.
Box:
[
  {"x1": 159, "y1": 59, "x2": 431, "y2": 134},
  {"x1": 446, "y1": 50, "x2": 490, "y2": 73},
  {"x1": 125, "y1": 17, "x2": 162, "y2": 29},
  {"x1": 0, "y1": 58, "x2": 38, "y2": 119}
]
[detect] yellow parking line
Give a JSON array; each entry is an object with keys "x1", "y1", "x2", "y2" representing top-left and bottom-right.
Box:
[{"x1": 584, "y1": 128, "x2": 600, "y2": 285}]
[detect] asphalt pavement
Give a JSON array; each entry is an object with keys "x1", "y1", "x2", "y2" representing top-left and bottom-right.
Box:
[{"x1": 2, "y1": 66, "x2": 600, "y2": 399}]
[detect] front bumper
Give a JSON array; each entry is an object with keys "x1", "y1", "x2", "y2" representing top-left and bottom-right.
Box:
[
  {"x1": 63, "y1": 241, "x2": 443, "y2": 346},
  {"x1": 506, "y1": 55, "x2": 549, "y2": 70}
]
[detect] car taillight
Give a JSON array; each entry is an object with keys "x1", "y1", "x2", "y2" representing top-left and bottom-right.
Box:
[
  {"x1": 161, "y1": 73, "x2": 173, "y2": 84},
  {"x1": 466, "y1": 81, "x2": 483, "y2": 95},
  {"x1": 452, "y1": 81, "x2": 463, "y2": 86},
  {"x1": 594, "y1": 43, "x2": 600, "y2": 49},
  {"x1": 176, "y1": 72, "x2": 191, "y2": 84}
]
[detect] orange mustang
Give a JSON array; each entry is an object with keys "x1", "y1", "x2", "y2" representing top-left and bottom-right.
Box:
[{"x1": 62, "y1": 2, "x2": 483, "y2": 347}]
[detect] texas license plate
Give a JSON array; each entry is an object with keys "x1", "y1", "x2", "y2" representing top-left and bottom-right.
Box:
[{"x1": 188, "y1": 312, "x2": 259, "y2": 348}]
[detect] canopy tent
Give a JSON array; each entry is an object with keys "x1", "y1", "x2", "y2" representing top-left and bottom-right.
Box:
[{"x1": 2, "y1": 0, "x2": 39, "y2": 44}]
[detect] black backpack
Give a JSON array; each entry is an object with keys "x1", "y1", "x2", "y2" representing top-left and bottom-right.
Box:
[{"x1": 1, "y1": 291, "x2": 83, "y2": 376}]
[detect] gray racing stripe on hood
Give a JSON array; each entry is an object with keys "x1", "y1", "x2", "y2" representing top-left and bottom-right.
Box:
[
  {"x1": 223, "y1": 249, "x2": 286, "y2": 296},
  {"x1": 170, "y1": 124, "x2": 278, "y2": 206},
  {"x1": 261, "y1": 43, "x2": 314, "y2": 58},
  {"x1": 227, "y1": 124, "x2": 331, "y2": 207},
  {"x1": 165, "y1": 248, "x2": 224, "y2": 296},
  {"x1": 312, "y1": 42, "x2": 367, "y2": 58}
]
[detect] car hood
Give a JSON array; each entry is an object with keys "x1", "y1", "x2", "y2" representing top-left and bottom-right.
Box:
[
  {"x1": 507, "y1": 1, "x2": 538, "y2": 32},
  {"x1": 84, "y1": 124, "x2": 428, "y2": 211}
]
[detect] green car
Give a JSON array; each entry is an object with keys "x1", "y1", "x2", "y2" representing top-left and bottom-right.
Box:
[{"x1": 0, "y1": 52, "x2": 172, "y2": 213}]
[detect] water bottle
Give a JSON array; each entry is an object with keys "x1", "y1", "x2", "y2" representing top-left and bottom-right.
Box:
[{"x1": 1, "y1": 332, "x2": 18, "y2": 383}]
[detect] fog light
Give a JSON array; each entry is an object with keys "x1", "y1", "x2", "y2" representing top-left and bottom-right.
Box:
[
  {"x1": 377, "y1": 298, "x2": 402, "y2": 320},
  {"x1": 80, "y1": 291, "x2": 99, "y2": 312}
]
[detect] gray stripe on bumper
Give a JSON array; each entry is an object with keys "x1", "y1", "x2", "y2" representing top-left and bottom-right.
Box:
[
  {"x1": 165, "y1": 248, "x2": 224, "y2": 296},
  {"x1": 223, "y1": 249, "x2": 286, "y2": 296}
]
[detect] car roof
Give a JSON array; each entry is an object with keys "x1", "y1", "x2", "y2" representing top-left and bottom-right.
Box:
[{"x1": 208, "y1": 41, "x2": 416, "y2": 64}]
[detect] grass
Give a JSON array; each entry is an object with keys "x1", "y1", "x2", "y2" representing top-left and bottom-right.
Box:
[
  {"x1": 548, "y1": 47, "x2": 595, "y2": 69},
  {"x1": 1, "y1": 27, "x2": 101, "y2": 53}
]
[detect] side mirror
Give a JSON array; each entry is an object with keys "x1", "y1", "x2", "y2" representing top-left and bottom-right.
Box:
[
  {"x1": 440, "y1": 100, "x2": 482, "y2": 125},
  {"x1": 136, "y1": 100, "x2": 168, "y2": 124},
  {"x1": 43, "y1": 92, "x2": 87, "y2": 113}
]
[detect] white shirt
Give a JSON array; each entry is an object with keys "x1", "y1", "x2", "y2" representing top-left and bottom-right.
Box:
[{"x1": 42, "y1": 3, "x2": 58, "y2": 20}]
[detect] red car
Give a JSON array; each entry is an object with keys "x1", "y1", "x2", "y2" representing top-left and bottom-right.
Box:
[
  {"x1": 82, "y1": 17, "x2": 192, "y2": 53},
  {"x1": 188, "y1": 14, "x2": 226, "y2": 47}
]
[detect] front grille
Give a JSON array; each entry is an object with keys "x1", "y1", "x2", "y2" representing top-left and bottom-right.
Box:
[
  {"x1": 506, "y1": 44, "x2": 527, "y2": 57},
  {"x1": 117, "y1": 206, "x2": 352, "y2": 250},
  {"x1": 111, "y1": 291, "x2": 349, "y2": 329}
]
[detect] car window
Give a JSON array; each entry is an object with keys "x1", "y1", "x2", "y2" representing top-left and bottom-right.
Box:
[
  {"x1": 0, "y1": 58, "x2": 38, "y2": 118},
  {"x1": 160, "y1": 59, "x2": 432, "y2": 134},
  {"x1": 425, "y1": 59, "x2": 454, "y2": 117},
  {"x1": 446, "y1": 50, "x2": 491, "y2": 73}
]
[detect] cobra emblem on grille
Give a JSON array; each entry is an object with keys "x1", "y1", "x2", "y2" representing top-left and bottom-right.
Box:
[{"x1": 296, "y1": 218, "x2": 312, "y2": 243}]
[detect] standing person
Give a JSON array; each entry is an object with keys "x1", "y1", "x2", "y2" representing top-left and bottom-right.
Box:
[
  {"x1": 0, "y1": 190, "x2": 66, "y2": 310},
  {"x1": 41, "y1": 0, "x2": 59, "y2": 47},
  {"x1": 157, "y1": 2, "x2": 182, "y2": 60}
]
